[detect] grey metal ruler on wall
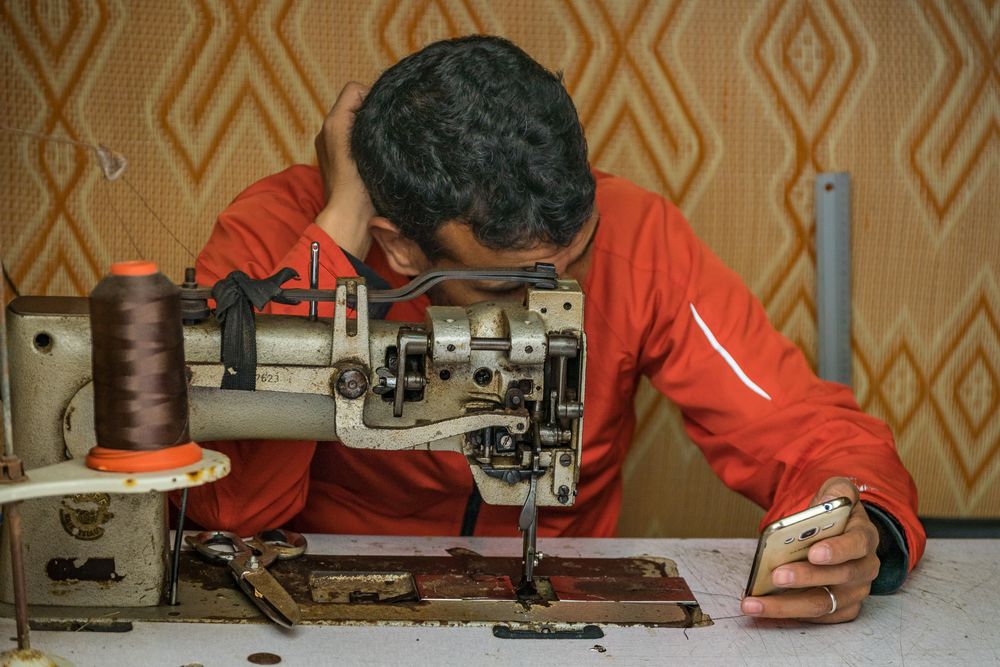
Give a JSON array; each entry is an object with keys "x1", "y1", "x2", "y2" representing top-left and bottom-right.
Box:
[{"x1": 815, "y1": 172, "x2": 852, "y2": 387}]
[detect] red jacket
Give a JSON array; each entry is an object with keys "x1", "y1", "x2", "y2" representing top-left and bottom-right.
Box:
[{"x1": 191, "y1": 165, "x2": 924, "y2": 570}]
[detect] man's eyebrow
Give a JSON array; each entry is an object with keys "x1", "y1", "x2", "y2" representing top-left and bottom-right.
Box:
[{"x1": 431, "y1": 245, "x2": 459, "y2": 264}]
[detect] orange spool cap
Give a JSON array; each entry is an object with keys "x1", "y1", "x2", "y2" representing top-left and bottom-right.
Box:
[
  {"x1": 110, "y1": 260, "x2": 158, "y2": 276},
  {"x1": 86, "y1": 442, "x2": 203, "y2": 473}
]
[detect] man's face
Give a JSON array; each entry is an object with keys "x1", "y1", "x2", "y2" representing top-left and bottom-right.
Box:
[{"x1": 422, "y1": 211, "x2": 599, "y2": 307}]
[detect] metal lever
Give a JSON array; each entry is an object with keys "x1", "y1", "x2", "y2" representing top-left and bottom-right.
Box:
[
  {"x1": 364, "y1": 262, "x2": 557, "y2": 304},
  {"x1": 392, "y1": 330, "x2": 429, "y2": 418},
  {"x1": 308, "y1": 241, "x2": 320, "y2": 321}
]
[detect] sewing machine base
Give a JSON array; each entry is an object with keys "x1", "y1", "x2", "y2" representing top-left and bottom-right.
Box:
[{"x1": 1, "y1": 550, "x2": 709, "y2": 630}]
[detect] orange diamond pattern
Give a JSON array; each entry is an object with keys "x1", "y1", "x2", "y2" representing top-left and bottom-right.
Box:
[
  {"x1": 744, "y1": 0, "x2": 870, "y2": 322},
  {"x1": 875, "y1": 343, "x2": 926, "y2": 437},
  {"x1": 904, "y1": 0, "x2": 999, "y2": 231},
  {"x1": 955, "y1": 349, "x2": 998, "y2": 437},
  {"x1": 156, "y1": 0, "x2": 328, "y2": 189},
  {"x1": 930, "y1": 294, "x2": 1000, "y2": 489},
  {"x1": 785, "y1": 5, "x2": 834, "y2": 103}
]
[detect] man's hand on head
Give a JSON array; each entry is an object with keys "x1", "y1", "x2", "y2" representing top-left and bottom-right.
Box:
[
  {"x1": 741, "y1": 477, "x2": 881, "y2": 624},
  {"x1": 314, "y1": 81, "x2": 375, "y2": 259}
]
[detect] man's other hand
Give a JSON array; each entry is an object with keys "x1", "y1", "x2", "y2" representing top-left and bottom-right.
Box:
[
  {"x1": 740, "y1": 477, "x2": 881, "y2": 624},
  {"x1": 314, "y1": 81, "x2": 374, "y2": 258}
]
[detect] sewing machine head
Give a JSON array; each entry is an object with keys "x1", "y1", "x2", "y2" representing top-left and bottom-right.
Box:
[{"x1": 1, "y1": 264, "x2": 586, "y2": 607}]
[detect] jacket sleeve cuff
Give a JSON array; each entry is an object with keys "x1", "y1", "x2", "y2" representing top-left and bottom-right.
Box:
[{"x1": 863, "y1": 501, "x2": 910, "y2": 595}]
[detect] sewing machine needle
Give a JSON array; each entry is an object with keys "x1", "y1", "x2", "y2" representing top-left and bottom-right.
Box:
[
  {"x1": 518, "y1": 458, "x2": 540, "y2": 594},
  {"x1": 518, "y1": 472, "x2": 537, "y2": 532}
]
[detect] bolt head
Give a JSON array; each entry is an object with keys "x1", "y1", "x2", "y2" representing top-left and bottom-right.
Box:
[
  {"x1": 336, "y1": 368, "x2": 369, "y2": 399},
  {"x1": 473, "y1": 367, "x2": 493, "y2": 386}
]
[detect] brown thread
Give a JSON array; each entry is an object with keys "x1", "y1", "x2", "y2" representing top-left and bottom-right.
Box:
[
  {"x1": 102, "y1": 187, "x2": 144, "y2": 260},
  {"x1": 121, "y1": 175, "x2": 196, "y2": 260},
  {"x1": 89, "y1": 268, "x2": 191, "y2": 453}
]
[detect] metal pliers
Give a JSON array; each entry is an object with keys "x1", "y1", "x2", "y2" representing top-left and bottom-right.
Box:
[{"x1": 186, "y1": 529, "x2": 307, "y2": 627}]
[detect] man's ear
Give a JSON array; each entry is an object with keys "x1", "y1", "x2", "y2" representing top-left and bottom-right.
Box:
[{"x1": 368, "y1": 217, "x2": 431, "y2": 277}]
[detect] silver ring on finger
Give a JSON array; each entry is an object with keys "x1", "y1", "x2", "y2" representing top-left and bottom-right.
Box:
[{"x1": 821, "y1": 585, "x2": 837, "y2": 615}]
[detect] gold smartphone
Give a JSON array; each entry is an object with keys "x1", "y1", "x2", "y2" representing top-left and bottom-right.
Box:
[{"x1": 744, "y1": 497, "x2": 853, "y2": 597}]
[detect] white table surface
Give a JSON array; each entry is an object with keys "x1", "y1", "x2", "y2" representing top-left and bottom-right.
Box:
[{"x1": 1, "y1": 536, "x2": 997, "y2": 667}]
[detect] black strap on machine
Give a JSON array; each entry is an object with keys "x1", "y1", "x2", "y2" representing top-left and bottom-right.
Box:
[
  {"x1": 212, "y1": 268, "x2": 300, "y2": 391},
  {"x1": 211, "y1": 259, "x2": 395, "y2": 391}
]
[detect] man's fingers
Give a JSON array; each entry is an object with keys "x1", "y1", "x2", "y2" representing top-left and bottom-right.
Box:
[
  {"x1": 318, "y1": 81, "x2": 370, "y2": 159},
  {"x1": 771, "y1": 553, "x2": 880, "y2": 589},
  {"x1": 325, "y1": 81, "x2": 369, "y2": 131},
  {"x1": 810, "y1": 476, "x2": 859, "y2": 505},
  {"x1": 742, "y1": 587, "x2": 836, "y2": 618},
  {"x1": 806, "y1": 528, "x2": 868, "y2": 565},
  {"x1": 317, "y1": 81, "x2": 370, "y2": 201},
  {"x1": 742, "y1": 584, "x2": 868, "y2": 620},
  {"x1": 807, "y1": 506, "x2": 878, "y2": 565}
]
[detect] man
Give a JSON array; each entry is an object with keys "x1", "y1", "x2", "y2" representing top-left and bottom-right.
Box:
[{"x1": 191, "y1": 36, "x2": 923, "y2": 623}]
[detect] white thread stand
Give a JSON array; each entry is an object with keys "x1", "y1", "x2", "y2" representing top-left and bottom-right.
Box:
[{"x1": 0, "y1": 450, "x2": 230, "y2": 506}]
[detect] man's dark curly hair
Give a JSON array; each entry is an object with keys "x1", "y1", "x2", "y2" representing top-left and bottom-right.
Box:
[{"x1": 351, "y1": 35, "x2": 595, "y2": 256}]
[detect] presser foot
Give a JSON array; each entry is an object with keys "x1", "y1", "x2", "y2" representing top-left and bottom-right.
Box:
[{"x1": 515, "y1": 577, "x2": 541, "y2": 601}]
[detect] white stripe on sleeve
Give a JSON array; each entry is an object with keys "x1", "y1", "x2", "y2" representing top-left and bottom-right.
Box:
[{"x1": 689, "y1": 303, "x2": 772, "y2": 401}]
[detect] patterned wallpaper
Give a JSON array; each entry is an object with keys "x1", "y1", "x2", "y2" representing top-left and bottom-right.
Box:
[{"x1": 1, "y1": 1, "x2": 997, "y2": 536}]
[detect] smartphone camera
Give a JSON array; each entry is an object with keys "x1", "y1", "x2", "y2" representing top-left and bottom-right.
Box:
[{"x1": 798, "y1": 527, "x2": 819, "y2": 541}]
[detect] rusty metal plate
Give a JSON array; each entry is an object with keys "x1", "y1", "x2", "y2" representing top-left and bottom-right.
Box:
[
  {"x1": 549, "y1": 576, "x2": 698, "y2": 604},
  {"x1": 309, "y1": 571, "x2": 416, "y2": 604},
  {"x1": 414, "y1": 574, "x2": 517, "y2": 601},
  {"x1": 2, "y1": 550, "x2": 708, "y2": 630}
]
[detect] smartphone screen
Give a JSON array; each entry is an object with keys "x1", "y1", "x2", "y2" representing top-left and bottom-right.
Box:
[{"x1": 744, "y1": 497, "x2": 853, "y2": 597}]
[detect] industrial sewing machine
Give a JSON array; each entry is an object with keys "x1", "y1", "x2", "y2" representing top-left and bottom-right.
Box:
[{"x1": 0, "y1": 263, "x2": 703, "y2": 632}]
